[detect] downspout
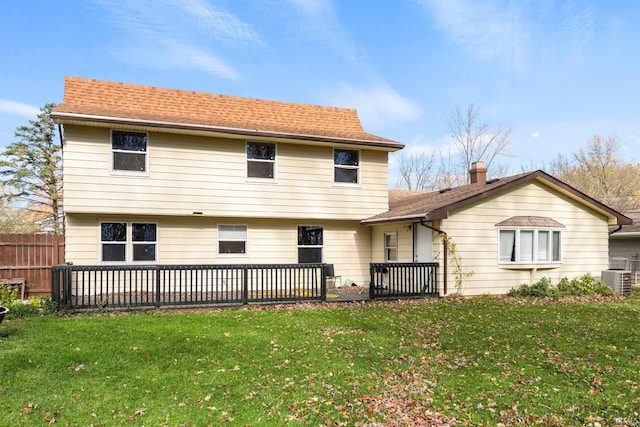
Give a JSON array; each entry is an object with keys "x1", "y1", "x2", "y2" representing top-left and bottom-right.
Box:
[
  {"x1": 57, "y1": 124, "x2": 64, "y2": 148},
  {"x1": 610, "y1": 225, "x2": 622, "y2": 235},
  {"x1": 419, "y1": 219, "x2": 447, "y2": 295}
]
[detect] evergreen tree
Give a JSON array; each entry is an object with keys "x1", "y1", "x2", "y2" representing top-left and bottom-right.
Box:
[{"x1": 0, "y1": 103, "x2": 63, "y2": 233}]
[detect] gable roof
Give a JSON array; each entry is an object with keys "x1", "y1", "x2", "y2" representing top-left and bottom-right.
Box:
[
  {"x1": 361, "y1": 170, "x2": 632, "y2": 226},
  {"x1": 50, "y1": 76, "x2": 403, "y2": 150}
]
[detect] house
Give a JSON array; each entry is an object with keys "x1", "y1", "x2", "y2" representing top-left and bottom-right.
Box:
[
  {"x1": 51, "y1": 77, "x2": 631, "y2": 298},
  {"x1": 609, "y1": 210, "x2": 640, "y2": 280},
  {"x1": 361, "y1": 162, "x2": 632, "y2": 295},
  {"x1": 50, "y1": 76, "x2": 403, "y2": 288}
]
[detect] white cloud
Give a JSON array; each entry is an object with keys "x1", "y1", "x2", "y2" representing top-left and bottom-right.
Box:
[
  {"x1": 532, "y1": 132, "x2": 540, "y2": 138},
  {"x1": 0, "y1": 100, "x2": 40, "y2": 119},
  {"x1": 417, "y1": 0, "x2": 529, "y2": 68},
  {"x1": 91, "y1": 0, "x2": 259, "y2": 80},
  {"x1": 285, "y1": 0, "x2": 358, "y2": 64},
  {"x1": 327, "y1": 83, "x2": 422, "y2": 129}
]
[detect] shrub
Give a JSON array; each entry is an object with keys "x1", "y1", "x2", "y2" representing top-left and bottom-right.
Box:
[
  {"x1": 557, "y1": 274, "x2": 615, "y2": 296},
  {"x1": 508, "y1": 274, "x2": 615, "y2": 298},
  {"x1": 5, "y1": 297, "x2": 56, "y2": 319},
  {"x1": 0, "y1": 283, "x2": 19, "y2": 305},
  {"x1": 508, "y1": 277, "x2": 558, "y2": 297}
]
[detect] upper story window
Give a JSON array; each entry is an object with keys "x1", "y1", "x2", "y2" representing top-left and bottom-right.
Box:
[
  {"x1": 384, "y1": 232, "x2": 398, "y2": 262},
  {"x1": 298, "y1": 226, "x2": 323, "y2": 263},
  {"x1": 218, "y1": 225, "x2": 247, "y2": 254},
  {"x1": 334, "y1": 149, "x2": 359, "y2": 184},
  {"x1": 112, "y1": 131, "x2": 147, "y2": 172},
  {"x1": 247, "y1": 142, "x2": 276, "y2": 179}
]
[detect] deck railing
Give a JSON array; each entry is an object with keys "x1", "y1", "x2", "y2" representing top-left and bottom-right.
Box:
[
  {"x1": 369, "y1": 262, "x2": 439, "y2": 299},
  {"x1": 52, "y1": 263, "x2": 327, "y2": 310}
]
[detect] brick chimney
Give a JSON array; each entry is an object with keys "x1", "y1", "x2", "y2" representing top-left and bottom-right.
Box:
[{"x1": 469, "y1": 161, "x2": 487, "y2": 184}]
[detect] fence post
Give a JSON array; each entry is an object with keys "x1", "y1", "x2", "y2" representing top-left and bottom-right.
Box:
[
  {"x1": 51, "y1": 266, "x2": 60, "y2": 308},
  {"x1": 242, "y1": 266, "x2": 249, "y2": 305},
  {"x1": 155, "y1": 266, "x2": 161, "y2": 307},
  {"x1": 321, "y1": 264, "x2": 327, "y2": 301}
]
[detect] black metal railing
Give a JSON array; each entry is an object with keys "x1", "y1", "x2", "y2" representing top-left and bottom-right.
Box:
[
  {"x1": 52, "y1": 263, "x2": 327, "y2": 310},
  {"x1": 369, "y1": 262, "x2": 438, "y2": 299}
]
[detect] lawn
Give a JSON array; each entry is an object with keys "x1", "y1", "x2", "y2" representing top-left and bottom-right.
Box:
[{"x1": 1, "y1": 293, "x2": 639, "y2": 426}]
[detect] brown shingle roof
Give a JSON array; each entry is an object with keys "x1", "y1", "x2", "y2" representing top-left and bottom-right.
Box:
[
  {"x1": 495, "y1": 216, "x2": 565, "y2": 228},
  {"x1": 51, "y1": 76, "x2": 403, "y2": 149},
  {"x1": 362, "y1": 170, "x2": 632, "y2": 226}
]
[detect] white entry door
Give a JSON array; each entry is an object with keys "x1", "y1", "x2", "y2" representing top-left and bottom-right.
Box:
[{"x1": 413, "y1": 223, "x2": 433, "y2": 262}]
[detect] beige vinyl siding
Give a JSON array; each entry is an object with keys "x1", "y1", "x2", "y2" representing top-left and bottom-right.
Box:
[
  {"x1": 438, "y1": 181, "x2": 610, "y2": 295},
  {"x1": 371, "y1": 222, "x2": 415, "y2": 263},
  {"x1": 63, "y1": 126, "x2": 389, "y2": 220},
  {"x1": 65, "y1": 214, "x2": 372, "y2": 286}
]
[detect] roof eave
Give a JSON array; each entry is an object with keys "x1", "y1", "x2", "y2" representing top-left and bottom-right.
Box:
[{"x1": 50, "y1": 111, "x2": 405, "y2": 150}]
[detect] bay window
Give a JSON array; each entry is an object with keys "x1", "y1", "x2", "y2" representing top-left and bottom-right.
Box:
[{"x1": 499, "y1": 229, "x2": 561, "y2": 264}]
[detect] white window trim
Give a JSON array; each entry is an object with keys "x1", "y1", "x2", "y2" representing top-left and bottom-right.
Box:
[
  {"x1": 100, "y1": 221, "x2": 127, "y2": 264},
  {"x1": 384, "y1": 232, "x2": 398, "y2": 262},
  {"x1": 498, "y1": 228, "x2": 562, "y2": 266},
  {"x1": 99, "y1": 221, "x2": 158, "y2": 263},
  {"x1": 333, "y1": 148, "x2": 360, "y2": 186},
  {"x1": 246, "y1": 141, "x2": 277, "y2": 181},
  {"x1": 131, "y1": 222, "x2": 158, "y2": 263},
  {"x1": 217, "y1": 224, "x2": 248, "y2": 256},
  {"x1": 297, "y1": 225, "x2": 324, "y2": 263},
  {"x1": 110, "y1": 130, "x2": 149, "y2": 176}
]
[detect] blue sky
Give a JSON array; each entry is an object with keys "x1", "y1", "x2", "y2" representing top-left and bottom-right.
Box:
[{"x1": 1, "y1": 0, "x2": 639, "y2": 181}]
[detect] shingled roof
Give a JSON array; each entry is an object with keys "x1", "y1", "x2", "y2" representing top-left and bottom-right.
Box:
[
  {"x1": 362, "y1": 170, "x2": 632, "y2": 226},
  {"x1": 610, "y1": 210, "x2": 640, "y2": 235},
  {"x1": 51, "y1": 76, "x2": 403, "y2": 150}
]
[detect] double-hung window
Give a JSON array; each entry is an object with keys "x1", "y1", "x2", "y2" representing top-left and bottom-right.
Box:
[
  {"x1": 132, "y1": 223, "x2": 157, "y2": 262},
  {"x1": 499, "y1": 229, "x2": 561, "y2": 264},
  {"x1": 247, "y1": 142, "x2": 276, "y2": 179},
  {"x1": 298, "y1": 226, "x2": 323, "y2": 263},
  {"x1": 218, "y1": 225, "x2": 247, "y2": 254},
  {"x1": 112, "y1": 131, "x2": 147, "y2": 172},
  {"x1": 334, "y1": 149, "x2": 359, "y2": 184},
  {"x1": 101, "y1": 222, "x2": 127, "y2": 262},
  {"x1": 101, "y1": 222, "x2": 157, "y2": 262},
  {"x1": 384, "y1": 232, "x2": 398, "y2": 262}
]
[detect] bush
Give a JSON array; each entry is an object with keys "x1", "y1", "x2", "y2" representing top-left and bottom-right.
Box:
[
  {"x1": 557, "y1": 274, "x2": 615, "y2": 296},
  {"x1": 0, "y1": 283, "x2": 19, "y2": 305},
  {"x1": 507, "y1": 277, "x2": 558, "y2": 297},
  {"x1": 5, "y1": 297, "x2": 56, "y2": 319},
  {"x1": 508, "y1": 274, "x2": 614, "y2": 298}
]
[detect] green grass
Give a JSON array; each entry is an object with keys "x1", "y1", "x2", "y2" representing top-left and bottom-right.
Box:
[{"x1": 1, "y1": 292, "x2": 640, "y2": 426}]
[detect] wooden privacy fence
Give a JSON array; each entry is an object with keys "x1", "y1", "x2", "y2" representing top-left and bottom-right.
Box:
[{"x1": 0, "y1": 234, "x2": 65, "y2": 297}]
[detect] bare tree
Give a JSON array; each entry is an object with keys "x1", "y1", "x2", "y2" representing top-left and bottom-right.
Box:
[
  {"x1": 550, "y1": 134, "x2": 640, "y2": 211},
  {"x1": 446, "y1": 104, "x2": 512, "y2": 183},
  {"x1": 394, "y1": 151, "x2": 437, "y2": 190}
]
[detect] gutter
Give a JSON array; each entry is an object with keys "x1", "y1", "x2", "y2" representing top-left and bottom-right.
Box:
[
  {"x1": 50, "y1": 112, "x2": 405, "y2": 150},
  {"x1": 419, "y1": 219, "x2": 448, "y2": 296}
]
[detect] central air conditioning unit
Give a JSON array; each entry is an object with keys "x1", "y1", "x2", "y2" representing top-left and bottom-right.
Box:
[{"x1": 601, "y1": 270, "x2": 632, "y2": 296}]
